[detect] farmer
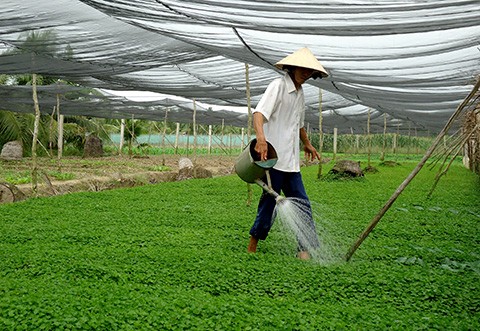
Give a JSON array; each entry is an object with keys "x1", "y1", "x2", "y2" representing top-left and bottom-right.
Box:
[{"x1": 247, "y1": 47, "x2": 328, "y2": 260}]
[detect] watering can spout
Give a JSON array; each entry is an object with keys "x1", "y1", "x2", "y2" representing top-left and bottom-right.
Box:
[{"x1": 254, "y1": 178, "x2": 285, "y2": 202}]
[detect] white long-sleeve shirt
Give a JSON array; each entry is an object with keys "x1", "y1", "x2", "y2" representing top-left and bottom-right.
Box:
[{"x1": 253, "y1": 73, "x2": 305, "y2": 172}]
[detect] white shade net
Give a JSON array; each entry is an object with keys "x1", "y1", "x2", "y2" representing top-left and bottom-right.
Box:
[{"x1": 0, "y1": 0, "x2": 479, "y2": 134}]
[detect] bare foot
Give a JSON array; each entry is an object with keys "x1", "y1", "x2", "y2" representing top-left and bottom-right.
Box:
[
  {"x1": 297, "y1": 251, "x2": 311, "y2": 260},
  {"x1": 247, "y1": 236, "x2": 258, "y2": 253}
]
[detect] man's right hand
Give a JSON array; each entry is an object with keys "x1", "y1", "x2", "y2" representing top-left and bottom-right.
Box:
[{"x1": 254, "y1": 139, "x2": 268, "y2": 161}]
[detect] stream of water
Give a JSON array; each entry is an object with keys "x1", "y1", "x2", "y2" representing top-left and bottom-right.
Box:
[{"x1": 273, "y1": 197, "x2": 344, "y2": 264}]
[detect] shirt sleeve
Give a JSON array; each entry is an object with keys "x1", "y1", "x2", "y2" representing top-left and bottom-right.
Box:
[{"x1": 253, "y1": 78, "x2": 282, "y2": 122}]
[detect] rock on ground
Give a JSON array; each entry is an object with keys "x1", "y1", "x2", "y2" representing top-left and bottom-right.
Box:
[
  {"x1": 84, "y1": 135, "x2": 103, "y2": 157},
  {"x1": 1, "y1": 141, "x2": 23, "y2": 160},
  {"x1": 329, "y1": 160, "x2": 364, "y2": 178}
]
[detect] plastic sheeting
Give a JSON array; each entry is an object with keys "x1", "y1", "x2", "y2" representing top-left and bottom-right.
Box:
[{"x1": 0, "y1": 0, "x2": 479, "y2": 134}]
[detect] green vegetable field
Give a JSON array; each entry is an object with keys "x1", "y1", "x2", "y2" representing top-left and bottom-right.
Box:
[{"x1": 1, "y1": 160, "x2": 479, "y2": 330}]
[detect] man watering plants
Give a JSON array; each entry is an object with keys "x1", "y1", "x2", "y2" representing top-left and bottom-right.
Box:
[{"x1": 247, "y1": 47, "x2": 328, "y2": 260}]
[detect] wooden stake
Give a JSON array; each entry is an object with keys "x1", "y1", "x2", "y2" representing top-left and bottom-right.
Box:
[
  {"x1": 174, "y1": 122, "x2": 180, "y2": 154},
  {"x1": 31, "y1": 73, "x2": 40, "y2": 194},
  {"x1": 245, "y1": 63, "x2": 253, "y2": 205},
  {"x1": 119, "y1": 119, "x2": 125, "y2": 154},
  {"x1": 245, "y1": 63, "x2": 252, "y2": 138},
  {"x1": 49, "y1": 106, "x2": 55, "y2": 157},
  {"x1": 367, "y1": 109, "x2": 371, "y2": 167},
  {"x1": 333, "y1": 128, "x2": 338, "y2": 162},
  {"x1": 317, "y1": 88, "x2": 324, "y2": 179},
  {"x1": 162, "y1": 109, "x2": 168, "y2": 165},
  {"x1": 193, "y1": 99, "x2": 197, "y2": 161},
  {"x1": 57, "y1": 93, "x2": 64, "y2": 160},
  {"x1": 208, "y1": 124, "x2": 212, "y2": 155},
  {"x1": 381, "y1": 113, "x2": 386, "y2": 161}
]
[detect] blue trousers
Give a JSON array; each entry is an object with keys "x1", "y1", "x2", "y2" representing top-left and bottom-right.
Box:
[{"x1": 249, "y1": 168, "x2": 319, "y2": 251}]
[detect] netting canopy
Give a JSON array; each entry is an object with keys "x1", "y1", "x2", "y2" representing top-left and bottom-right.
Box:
[{"x1": 1, "y1": 0, "x2": 479, "y2": 133}]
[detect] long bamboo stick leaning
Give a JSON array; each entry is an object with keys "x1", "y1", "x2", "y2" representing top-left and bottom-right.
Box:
[
  {"x1": 345, "y1": 77, "x2": 480, "y2": 261},
  {"x1": 245, "y1": 63, "x2": 253, "y2": 206}
]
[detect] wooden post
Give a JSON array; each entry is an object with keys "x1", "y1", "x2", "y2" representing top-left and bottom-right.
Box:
[
  {"x1": 245, "y1": 63, "x2": 253, "y2": 205},
  {"x1": 193, "y1": 99, "x2": 197, "y2": 160},
  {"x1": 380, "y1": 113, "x2": 387, "y2": 161},
  {"x1": 49, "y1": 106, "x2": 55, "y2": 157},
  {"x1": 57, "y1": 93, "x2": 64, "y2": 160},
  {"x1": 31, "y1": 73, "x2": 40, "y2": 194},
  {"x1": 317, "y1": 89, "x2": 324, "y2": 179},
  {"x1": 128, "y1": 115, "x2": 134, "y2": 156},
  {"x1": 355, "y1": 134, "x2": 360, "y2": 154},
  {"x1": 119, "y1": 119, "x2": 125, "y2": 154},
  {"x1": 393, "y1": 131, "x2": 398, "y2": 154},
  {"x1": 208, "y1": 124, "x2": 212, "y2": 155},
  {"x1": 241, "y1": 128, "x2": 245, "y2": 149},
  {"x1": 162, "y1": 109, "x2": 168, "y2": 165},
  {"x1": 333, "y1": 127, "x2": 338, "y2": 161},
  {"x1": 407, "y1": 123, "x2": 411, "y2": 155},
  {"x1": 367, "y1": 109, "x2": 372, "y2": 167},
  {"x1": 245, "y1": 63, "x2": 253, "y2": 138},
  {"x1": 345, "y1": 77, "x2": 480, "y2": 261},
  {"x1": 174, "y1": 122, "x2": 180, "y2": 154},
  {"x1": 221, "y1": 119, "x2": 225, "y2": 143},
  {"x1": 415, "y1": 127, "x2": 419, "y2": 155}
]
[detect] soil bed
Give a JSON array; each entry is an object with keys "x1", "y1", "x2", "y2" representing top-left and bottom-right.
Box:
[{"x1": 0, "y1": 154, "x2": 236, "y2": 202}]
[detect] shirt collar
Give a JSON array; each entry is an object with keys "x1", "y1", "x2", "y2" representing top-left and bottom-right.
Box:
[{"x1": 284, "y1": 73, "x2": 300, "y2": 94}]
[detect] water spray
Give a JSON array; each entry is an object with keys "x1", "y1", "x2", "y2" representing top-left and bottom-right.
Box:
[{"x1": 235, "y1": 139, "x2": 336, "y2": 263}]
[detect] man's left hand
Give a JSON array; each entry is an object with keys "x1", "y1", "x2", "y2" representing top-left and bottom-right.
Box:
[{"x1": 304, "y1": 144, "x2": 321, "y2": 161}]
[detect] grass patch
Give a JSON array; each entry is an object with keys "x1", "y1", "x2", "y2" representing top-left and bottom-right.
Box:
[
  {"x1": 1, "y1": 170, "x2": 32, "y2": 185},
  {"x1": 0, "y1": 160, "x2": 478, "y2": 329},
  {"x1": 0, "y1": 170, "x2": 76, "y2": 185}
]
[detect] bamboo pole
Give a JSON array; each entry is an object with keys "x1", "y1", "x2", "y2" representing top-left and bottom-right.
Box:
[
  {"x1": 193, "y1": 99, "x2": 197, "y2": 160},
  {"x1": 393, "y1": 131, "x2": 398, "y2": 154},
  {"x1": 162, "y1": 109, "x2": 168, "y2": 165},
  {"x1": 245, "y1": 63, "x2": 253, "y2": 205},
  {"x1": 57, "y1": 116, "x2": 64, "y2": 167},
  {"x1": 380, "y1": 113, "x2": 387, "y2": 161},
  {"x1": 57, "y1": 93, "x2": 63, "y2": 160},
  {"x1": 427, "y1": 125, "x2": 478, "y2": 198},
  {"x1": 221, "y1": 119, "x2": 225, "y2": 144},
  {"x1": 355, "y1": 134, "x2": 360, "y2": 154},
  {"x1": 333, "y1": 128, "x2": 338, "y2": 161},
  {"x1": 367, "y1": 109, "x2": 372, "y2": 167},
  {"x1": 119, "y1": 119, "x2": 125, "y2": 154},
  {"x1": 208, "y1": 124, "x2": 212, "y2": 155},
  {"x1": 245, "y1": 63, "x2": 252, "y2": 138},
  {"x1": 31, "y1": 73, "x2": 40, "y2": 194},
  {"x1": 317, "y1": 88, "x2": 324, "y2": 179},
  {"x1": 49, "y1": 106, "x2": 55, "y2": 157},
  {"x1": 345, "y1": 77, "x2": 480, "y2": 261},
  {"x1": 186, "y1": 127, "x2": 190, "y2": 157},
  {"x1": 407, "y1": 123, "x2": 411, "y2": 155},
  {"x1": 174, "y1": 122, "x2": 180, "y2": 154},
  {"x1": 241, "y1": 128, "x2": 245, "y2": 149},
  {"x1": 128, "y1": 115, "x2": 134, "y2": 156}
]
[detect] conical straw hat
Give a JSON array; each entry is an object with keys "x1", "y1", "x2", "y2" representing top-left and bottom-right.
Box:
[{"x1": 275, "y1": 47, "x2": 329, "y2": 78}]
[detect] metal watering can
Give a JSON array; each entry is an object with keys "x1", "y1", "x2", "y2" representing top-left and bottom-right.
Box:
[{"x1": 234, "y1": 139, "x2": 284, "y2": 201}]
